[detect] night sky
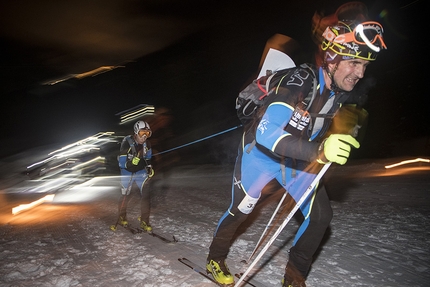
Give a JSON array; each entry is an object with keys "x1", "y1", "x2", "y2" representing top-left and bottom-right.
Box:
[{"x1": 0, "y1": 0, "x2": 427, "y2": 160}]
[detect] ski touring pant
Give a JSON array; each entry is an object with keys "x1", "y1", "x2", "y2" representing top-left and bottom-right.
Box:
[
  {"x1": 208, "y1": 142, "x2": 332, "y2": 277},
  {"x1": 118, "y1": 168, "x2": 151, "y2": 223}
]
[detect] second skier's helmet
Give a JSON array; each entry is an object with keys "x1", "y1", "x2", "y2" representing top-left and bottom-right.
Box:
[
  {"x1": 134, "y1": 120, "x2": 152, "y2": 138},
  {"x1": 321, "y1": 19, "x2": 387, "y2": 64}
]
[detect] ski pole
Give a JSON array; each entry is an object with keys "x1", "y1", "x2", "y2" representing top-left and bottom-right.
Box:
[
  {"x1": 234, "y1": 163, "x2": 331, "y2": 287},
  {"x1": 245, "y1": 190, "x2": 288, "y2": 263}
]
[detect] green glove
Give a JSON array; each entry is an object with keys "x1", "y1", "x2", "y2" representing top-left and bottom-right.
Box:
[
  {"x1": 131, "y1": 157, "x2": 140, "y2": 165},
  {"x1": 318, "y1": 134, "x2": 360, "y2": 165}
]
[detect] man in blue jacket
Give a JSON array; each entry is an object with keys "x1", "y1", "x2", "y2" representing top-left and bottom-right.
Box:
[
  {"x1": 206, "y1": 3, "x2": 386, "y2": 286},
  {"x1": 117, "y1": 120, "x2": 154, "y2": 232}
]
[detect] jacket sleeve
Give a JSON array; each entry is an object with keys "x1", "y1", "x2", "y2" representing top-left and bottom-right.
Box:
[
  {"x1": 254, "y1": 67, "x2": 320, "y2": 163},
  {"x1": 255, "y1": 101, "x2": 319, "y2": 162},
  {"x1": 118, "y1": 137, "x2": 131, "y2": 170}
]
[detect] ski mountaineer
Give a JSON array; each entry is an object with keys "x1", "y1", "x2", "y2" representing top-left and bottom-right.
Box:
[
  {"x1": 206, "y1": 2, "x2": 386, "y2": 287},
  {"x1": 117, "y1": 120, "x2": 155, "y2": 232}
]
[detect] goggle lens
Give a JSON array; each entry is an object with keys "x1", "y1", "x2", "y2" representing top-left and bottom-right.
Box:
[
  {"x1": 138, "y1": 130, "x2": 150, "y2": 137},
  {"x1": 354, "y1": 22, "x2": 384, "y2": 45}
]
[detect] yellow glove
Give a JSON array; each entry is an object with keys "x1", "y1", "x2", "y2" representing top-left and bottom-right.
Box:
[
  {"x1": 146, "y1": 165, "x2": 154, "y2": 177},
  {"x1": 318, "y1": 134, "x2": 360, "y2": 165}
]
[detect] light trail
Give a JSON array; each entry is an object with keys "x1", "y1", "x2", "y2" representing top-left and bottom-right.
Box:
[
  {"x1": 12, "y1": 194, "x2": 55, "y2": 215},
  {"x1": 385, "y1": 158, "x2": 430, "y2": 169}
]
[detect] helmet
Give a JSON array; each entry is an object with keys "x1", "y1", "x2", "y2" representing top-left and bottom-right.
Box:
[
  {"x1": 134, "y1": 121, "x2": 152, "y2": 138},
  {"x1": 321, "y1": 20, "x2": 387, "y2": 63}
]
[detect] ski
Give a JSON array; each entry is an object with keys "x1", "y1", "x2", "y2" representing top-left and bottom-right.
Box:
[
  {"x1": 179, "y1": 258, "x2": 265, "y2": 287},
  {"x1": 178, "y1": 257, "x2": 226, "y2": 286},
  {"x1": 126, "y1": 226, "x2": 141, "y2": 234},
  {"x1": 136, "y1": 227, "x2": 178, "y2": 243},
  {"x1": 235, "y1": 273, "x2": 267, "y2": 287},
  {"x1": 150, "y1": 231, "x2": 178, "y2": 243},
  {"x1": 110, "y1": 223, "x2": 177, "y2": 243},
  {"x1": 110, "y1": 223, "x2": 141, "y2": 234}
]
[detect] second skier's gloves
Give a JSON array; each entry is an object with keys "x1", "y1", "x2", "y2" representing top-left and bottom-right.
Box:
[
  {"x1": 317, "y1": 134, "x2": 360, "y2": 165},
  {"x1": 146, "y1": 165, "x2": 154, "y2": 177},
  {"x1": 126, "y1": 157, "x2": 146, "y2": 172}
]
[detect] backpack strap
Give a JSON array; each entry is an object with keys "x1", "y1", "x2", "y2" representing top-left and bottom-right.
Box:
[
  {"x1": 246, "y1": 139, "x2": 257, "y2": 154},
  {"x1": 299, "y1": 63, "x2": 318, "y2": 111},
  {"x1": 280, "y1": 157, "x2": 287, "y2": 185},
  {"x1": 125, "y1": 135, "x2": 137, "y2": 156},
  {"x1": 258, "y1": 72, "x2": 277, "y2": 101}
]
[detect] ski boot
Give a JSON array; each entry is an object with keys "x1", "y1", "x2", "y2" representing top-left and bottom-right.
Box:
[
  {"x1": 119, "y1": 216, "x2": 128, "y2": 227},
  {"x1": 282, "y1": 278, "x2": 306, "y2": 287},
  {"x1": 138, "y1": 216, "x2": 153, "y2": 233},
  {"x1": 282, "y1": 262, "x2": 306, "y2": 287},
  {"x1": 206, "y1": 258, "x2": 235, "y2": 286}
]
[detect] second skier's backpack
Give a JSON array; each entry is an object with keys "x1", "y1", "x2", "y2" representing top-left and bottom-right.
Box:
[{"x1": 235, "y1": 63, "x2": 317, "y2": 127}]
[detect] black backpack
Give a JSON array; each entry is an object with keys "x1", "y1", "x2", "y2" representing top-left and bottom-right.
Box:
[{"x1": 235, "y1": 63, "x2": 318, "y2": 127}]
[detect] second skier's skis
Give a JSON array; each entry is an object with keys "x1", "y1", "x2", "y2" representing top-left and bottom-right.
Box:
[{"x1": 110, "y1": 224, "x2": 177, "y2": 243}]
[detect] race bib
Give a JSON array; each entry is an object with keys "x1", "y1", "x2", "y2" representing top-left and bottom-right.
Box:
[
  {"x1": 288, "y1": 106, "x2": 310, "y2": 131},
  {"x1": 238, "y1": 194, "x2": 259, "y2": 214},
  {"x1": 285, "y1": 106, "x2": 311, "y2": 137}
]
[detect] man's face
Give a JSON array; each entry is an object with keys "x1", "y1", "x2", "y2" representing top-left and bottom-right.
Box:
[
  {"x1": 330, "y1": 58, "x2": 370, "y2": 91},
  {"x1": 135, "y1": 133, "x2": 146, "y2": 144},
  {"x1": 134, "y1": 129, "x2": 150, "y2": 144}
]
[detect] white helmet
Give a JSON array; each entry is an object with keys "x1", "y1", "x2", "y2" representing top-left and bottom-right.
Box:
[{"x1": 134, "y1": 121, "x2": 152, "y2": 138}]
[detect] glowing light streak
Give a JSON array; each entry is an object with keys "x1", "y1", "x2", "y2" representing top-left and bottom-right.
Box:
[
  {"x1": 119, "y1": 106, "x2": 155, "y2": 124},
  {"x1": 12, "y1": 194, "x2": 55, "y2": 215},
  {"x1": 385, "y1": 158, "x2": 430, "y2": 169},
  {"x1": 70, "y1": 175, "x2": 120, "y2": 188},
  {"x1": 48, "y1": 132, "x2": 115, "y2": 155},
  {"x1": 71, "y1": 156, "x2": 105, "y2": 170},
  {"x1": 74, "y1": 66, "x2": 121, "y2": 79},
  {"x1": 27, "y1": 132, "x2": 116, "y2": 169},
  {"x1": 43, "y1": 66, "x2": 123, "y2": 85},
  {"x1": 38, "y1": 158, "x2": 78, "y2": 178},
  {"x1": 115, "y1": 104, "x2": 155, "y2": 124},
  {"x1": 28, "y1": 177, "x2": 79, "y2": 193}
]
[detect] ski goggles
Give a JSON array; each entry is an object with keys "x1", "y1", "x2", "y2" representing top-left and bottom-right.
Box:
[
  {"x1": 335, "y1": 21, "x2": 387, "y2": 52},
  {"x1": 138, "y1": 129, "x2": 151, "y2": 138}
]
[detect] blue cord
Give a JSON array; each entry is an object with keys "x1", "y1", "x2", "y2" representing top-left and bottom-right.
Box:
[{"x1": 153, "y1": 125, "x2": 242, "y2": 156}]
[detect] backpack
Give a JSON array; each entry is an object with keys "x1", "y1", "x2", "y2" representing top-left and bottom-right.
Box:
[{"x1": 235, "y1": 63, "x2": 318, "y2": 127}]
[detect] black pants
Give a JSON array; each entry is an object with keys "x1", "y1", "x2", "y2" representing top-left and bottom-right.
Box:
[
  {"x1": 288, "y1": 184, "x2": 332, "y2": 277},
  {"x1": 208, "y1": 173, "x2": 332, "y2": 278},
  {"x1": 118, "y1": 181, "x2": 151, "y2": 223}
]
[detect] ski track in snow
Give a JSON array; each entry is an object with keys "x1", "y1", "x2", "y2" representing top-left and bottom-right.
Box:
[{"x1": 1, "y1": 159, "x2": 429, "y2": 287}]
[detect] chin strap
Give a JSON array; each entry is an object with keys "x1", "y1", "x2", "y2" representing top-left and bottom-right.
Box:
[{"x1": 324, "y1": 62, "x2": 341, "y2": 94}]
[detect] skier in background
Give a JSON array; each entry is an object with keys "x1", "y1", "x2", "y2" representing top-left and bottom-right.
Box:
[
  {"x1": 117, "y1": 120, "x2": 155, "y2": 232},
  {"x1": 206, "y1": 2, "x2": 386, "y2": 287}
]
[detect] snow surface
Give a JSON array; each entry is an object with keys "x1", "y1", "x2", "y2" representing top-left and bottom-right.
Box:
[{"x1": 1, "y1": 147, "x2": 429, "y2": 287}]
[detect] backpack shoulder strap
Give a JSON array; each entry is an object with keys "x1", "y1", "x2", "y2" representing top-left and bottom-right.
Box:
[
  {"x1": 125, "y1": 135, "x2": 137, "y2": 156},
  {"x1": 299, "y1": 63, "x2": 318, "y2": 111}
]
